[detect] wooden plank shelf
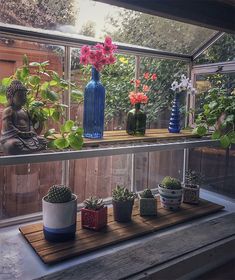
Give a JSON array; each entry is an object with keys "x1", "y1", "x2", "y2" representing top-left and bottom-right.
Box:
[{"x1": 19, "y1": 197, "x2": 223, "y2": 264}]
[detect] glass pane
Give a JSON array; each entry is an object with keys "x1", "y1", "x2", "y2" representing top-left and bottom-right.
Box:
[
  {"x1": 194, "y1": 34, "x2": 235, "y2": 64},
  {"x1": 0, "y1": 0, "x2": 217, "y2": 55}
]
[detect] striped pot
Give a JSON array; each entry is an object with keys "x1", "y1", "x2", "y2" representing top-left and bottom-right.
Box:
[
  {"x1": 158, "y1": 184, "x2": 183, "y2": 210},
  {"x1": 42, "y1": 195, "x2": 77, "y2": 242}
]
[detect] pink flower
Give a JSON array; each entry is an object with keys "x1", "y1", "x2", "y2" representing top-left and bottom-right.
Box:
[
  {"x1": 108, "y1": 55, "x2": 116, "y2": 64},
  {"x1": 80, "y1": 55, "x2": 89, "y2": 65},
  {"x1": 104, "y1": 36, "x2": 112, "y2": 45},
  {"x1": 135, "y1": 80, "x2": 141, "y2": 88},
  {"x1": 95, "y1": 49, "x2": 103, "y2": 60},
  {"x1": 93, "y1": 62, "x2": 103, "y2": 72},
  {"x1": 151, "y1": 73, "x2": 157, "y2": 81},
  {"x1": 95, "y1": 43, "x2": 104, "y2": 50},
  {"x1": 103, "y1": 44, "x2": 112, "y2": 55},
  {"x1": 81, "y1": 45, "x2": 90, "y2": 56},
  {"x1": 88, "y1": 50, "x2": 97, "y2": 64},
  {"x1": 144, "y1": 72, "x2": 150, "y2": 79}
]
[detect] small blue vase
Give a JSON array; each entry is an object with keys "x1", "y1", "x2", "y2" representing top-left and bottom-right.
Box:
[
  {"x1": 168, "y1": 93, "x2": 181, "y2": 133},
  {"x1": 83, "y1": 66, "x2": 105, "y2": 139}
]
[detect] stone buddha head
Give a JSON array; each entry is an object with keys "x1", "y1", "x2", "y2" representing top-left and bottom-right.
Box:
[{"x1": 7, "y1": 80, "x2": 28, "y2": 107}]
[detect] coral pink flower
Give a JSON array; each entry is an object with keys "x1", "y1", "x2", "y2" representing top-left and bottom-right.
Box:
[
  {"x1": 143, "y1": 85, "x2": 150, "y2": 92},
  {"x1": 129, "y1": 91, "x2": 148, "y2": 105},
  {"x1": 144, "y1": 72, "x2": 150, "y2": 79},
  {"x1": 81, "y1": 45, "x2": 91, "y2": 56},
  {"x1": 135, "y1": 80, "x2": 141, "y2": 88},
  {"x1": 151, "y1": 73, "x2": 157, "y2": 81}
]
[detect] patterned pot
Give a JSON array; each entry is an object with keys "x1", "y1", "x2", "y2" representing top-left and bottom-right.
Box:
[
  {"x1": 183, "y1": 185, "x2": 200, "y2": 204},
  {"x1": 158, "y1": 184, "x2": 183, "y2": 210},
  {"x1": 138, "y1": 194, "x2": 157, "y2": 216},
  {"x1": 81, "y1": 206, "x2": 107, "y2": 231},
  {"x1": 42, "y1": 195, "x2": 77, "y2": 242}
]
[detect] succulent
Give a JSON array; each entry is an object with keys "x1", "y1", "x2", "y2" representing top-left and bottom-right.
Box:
[
  {"x1": 83, "y1": 196, "x2": 105, "y2": 211},
  {"x1": 140, "y1": 188, "x2": 154, "y2": 198},
  {"x1": 185, "y1": 170, "x2": 204, "y2": 187},
  {"x1": 161, "y1": 176, "x2": 182, "y2": 190},
  {"x1": 46, "y1": 185, "x2": 73, "y2": 203},
  {"x1": 112, "y1": 185, "x2": 136, "y2": 202}
]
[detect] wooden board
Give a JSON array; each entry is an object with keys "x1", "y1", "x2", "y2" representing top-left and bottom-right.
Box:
[
  {"x1": 83, "y1": 129, "x2": 198, "y2": 147},
  {"x1": 19, "y1": 198, "x2": 223, "y2": 264}
]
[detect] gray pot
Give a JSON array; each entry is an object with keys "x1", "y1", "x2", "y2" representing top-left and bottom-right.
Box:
[
  {"x1": 138, "y1": 194, "x2": 157, "y2": 216},
  {"x1": 183, "y1": 185, "x2": 200, "y2": 204}
]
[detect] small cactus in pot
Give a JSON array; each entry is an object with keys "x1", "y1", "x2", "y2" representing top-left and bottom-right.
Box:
[
  {"x1": 42, "y1": 185, "x2": 77, "y2": 242},
  {"x1": 139, "y1": 188, "x2": 157, "y2": 216},
  {"x1": 112, "y1": 185, "x2": 136, "y2": 222},
  {"x1": 158, "y1": 176, "x2": 182, "y2": 210},
  {"x1": 183, "y1": 170, "x2": 203, "y2": 204},
  {"x1": 81, "y1": 196, "x2": 107, "y2": 231}
]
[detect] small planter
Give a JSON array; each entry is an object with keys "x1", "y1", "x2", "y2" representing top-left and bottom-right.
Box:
[
  {"x1": 138, "y1": 194, "x2": 157, "y2": 216},
  {"x1": 42, "y1": 195, "x2": 77, "y2": 242},
  {"x1": 183, "y1": 185, "x2": 200, "y2": 204},
  {"x1": 158, "y1": 184, "x2": 183, "y2": 210},
  {"x1": 112, "y1": 199, "x2": 134, "y2": 222},
  {"x1": 81, "y1": 206, "x2": 107, "y2": 231}
]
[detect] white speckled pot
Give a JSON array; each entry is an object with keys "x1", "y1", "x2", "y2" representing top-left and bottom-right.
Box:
[
  {"x1": 42, "y1": 195, "x2": 77, "y2": 242},
  {"x1": 158, "y1": 184, "x2": 183, "y2": 210},
  {"x1": 183, "y1": 185, "x2": 200, "y2": 204}
]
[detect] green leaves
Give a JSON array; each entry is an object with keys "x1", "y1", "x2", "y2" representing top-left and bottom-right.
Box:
[
  {"x1": 220, "y1": 135, "x2": 230, "y2": 148},
  {"x1": 54, "y1": 138, "x2": 70, "y2": 149},
  {"x1": 2, "y1": 77, "x2": 12, "y2": 87},
  {"x1": 28, "y1": 75, "x2": 41, "y2": 86},
  {"x1": 212, "y1": 130, "x2": 221, "y2": 139},
  {"x1": 192, "y1": 126, "x2": 207, "y2": 136}
]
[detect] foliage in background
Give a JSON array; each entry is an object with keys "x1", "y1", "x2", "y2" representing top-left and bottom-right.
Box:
[{"x1": 194, "y1": 88, "x2": 235, "y2": 148}]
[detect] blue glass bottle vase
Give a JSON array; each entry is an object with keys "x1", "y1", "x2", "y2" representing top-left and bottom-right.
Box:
[
  {"x1": 83, "y1": 67, "x2": 105, "y2": 139},
  {"x1": 168, "y1": 93, "x2": 181, "y2": 133}
]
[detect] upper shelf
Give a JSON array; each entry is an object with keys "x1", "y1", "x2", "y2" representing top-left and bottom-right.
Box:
[{"x1": 0, "y1": 129, "x2": 219, "y2": 166}]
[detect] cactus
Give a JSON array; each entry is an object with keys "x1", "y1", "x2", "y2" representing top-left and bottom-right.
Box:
[
  {"x1": 46, "y1": 185, "x2": 73, "y2": 203},
  {"x1": 140, "y1": 188, "x2": 154, "y2": 198},
  {"x1": 112, "y1": 185, "x2": 136, "y2": 202},
  {"x1": 83, "y1": 196, "x2": 104, "y2": 211},
  {"x1": 161, "y1": 176, "x2": 182, "y2": 190}
]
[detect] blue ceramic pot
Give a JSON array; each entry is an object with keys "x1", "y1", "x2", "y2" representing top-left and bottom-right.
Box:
[
  {"x1": 83, "y1": 67, "x2": 105, "y2": 139},
  {"x1": 168, "y1": 93, "x2": 180, "y2": 133}
]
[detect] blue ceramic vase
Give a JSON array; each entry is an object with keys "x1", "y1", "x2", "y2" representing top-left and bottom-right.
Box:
[
  {"x1": 83, "y1": 67, "x2": 105, "y2": 139},
  {"x1": 168, "y1": 93, "x2": 181, "y2": 133}
]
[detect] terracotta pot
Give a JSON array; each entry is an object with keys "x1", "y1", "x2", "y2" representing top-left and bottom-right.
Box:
[
  {"x1": 183, "y1": 185, "x2": 200, "y2": 204},
  {"x1": 112, "y1": 199, "x2": 134, "y2": 222},
  {"x1": 81, "y1": 206, "x2": 107, "y2": 231}
]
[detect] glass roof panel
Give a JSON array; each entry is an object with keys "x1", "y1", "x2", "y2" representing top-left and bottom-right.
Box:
[{"x1": 0, "y1": 0, "x2": 218, "y2": 55}]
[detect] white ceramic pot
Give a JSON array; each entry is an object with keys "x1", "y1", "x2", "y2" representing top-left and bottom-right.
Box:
[
  {"x1": 42, "y1": 194, "x2": 77, "y2": 242},
  {"x1": 183, "y1": 185, "x2": 200, "y2": 204},
  {"x1": 158, "y1": 184, "x2": 183, "y2": 210}
]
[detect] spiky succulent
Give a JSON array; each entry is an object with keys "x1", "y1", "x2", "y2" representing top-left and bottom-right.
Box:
[
  {"x1": 161, "y1": 176, "x2": 182, "y2": 190},
  {"x1": 83, "y1": 196, "x2": 104, "y2": 211},
  {"x1": 140, "y1": 188, "x2": 154, "y2": 198},
  {"x1": 185, "y1": 170, "x2": 204, "y2": 186},
  {"x1": 112, "y1": 185, "x2": 136, "y2": 202},
  {"x1": 46, "y1": 185, "x2": 73, "y2": 203}
]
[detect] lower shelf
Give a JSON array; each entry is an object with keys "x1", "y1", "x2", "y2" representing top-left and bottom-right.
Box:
[{"x1": 19, "y1": 197, "x2": 223, "y2": 264}]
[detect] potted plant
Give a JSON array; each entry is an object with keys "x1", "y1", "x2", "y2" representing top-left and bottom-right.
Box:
[
  {"x1": 0, "y1": 54, "x2": 82, "y2": 134},
  {"x1": 193, "y1": 87, "x2": 235, "y2": 148},
  {"x1": 81, "y1": 196, "x2": 107, "y2": 231},
  {"x1": 158, "y1": 176, "x2": 183, "y2": 210},
  {"x1": 138, "y1": 188, "x2": 157, "y2": 216},
  {"x1": 42, "y1": 185, "x2": 77, "y2": 242},
  {"x1": 112, "y1": 185, "x2": 136, "y2": 222},
  {"x1": 183, "y1": 170, "x2": 203, "y2": 204}
]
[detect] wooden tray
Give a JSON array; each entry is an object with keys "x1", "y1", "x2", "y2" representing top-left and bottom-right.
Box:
[{"x1": 19, "y1": 197, "x2": 223, "y2": 264}]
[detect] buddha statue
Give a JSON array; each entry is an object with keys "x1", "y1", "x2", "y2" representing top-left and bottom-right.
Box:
[{"x1": 0, "y1": 80, "x2": 47, "y2": 155}]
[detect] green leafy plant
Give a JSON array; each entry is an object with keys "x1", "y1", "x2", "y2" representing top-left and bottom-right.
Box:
[
  {"x1": 161, "y1": 176, "x2": 182, "y2": 190},
  {"x1": 0, "y1": 54, "x2": 83, "y2": 131},
  {"x1": 45, "y1": 185, "x2": 73, "y2": 203},
  {"x1": 140, "y1": 188, "x2": 154, "y2": 198},
  {"x1": 193, "y1": 88, "x2": 235, "y2": 148},
  {"x1": 83, "y1": 197, "x2": 105, "y2": 211},
  {"x1": 112, "y1": 185, "x2": 136, "y2": 202},
  {"x1": 45, "y1": 120, "x2": 83, "y2": 150},
  {"x1": 185, "y1": 170, "x2": 204, "y2": 188}
]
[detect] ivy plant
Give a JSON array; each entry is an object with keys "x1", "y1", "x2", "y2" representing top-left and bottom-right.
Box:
[{"x1": 193, "y1": 88, "x2": 235, "y2": 148}]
